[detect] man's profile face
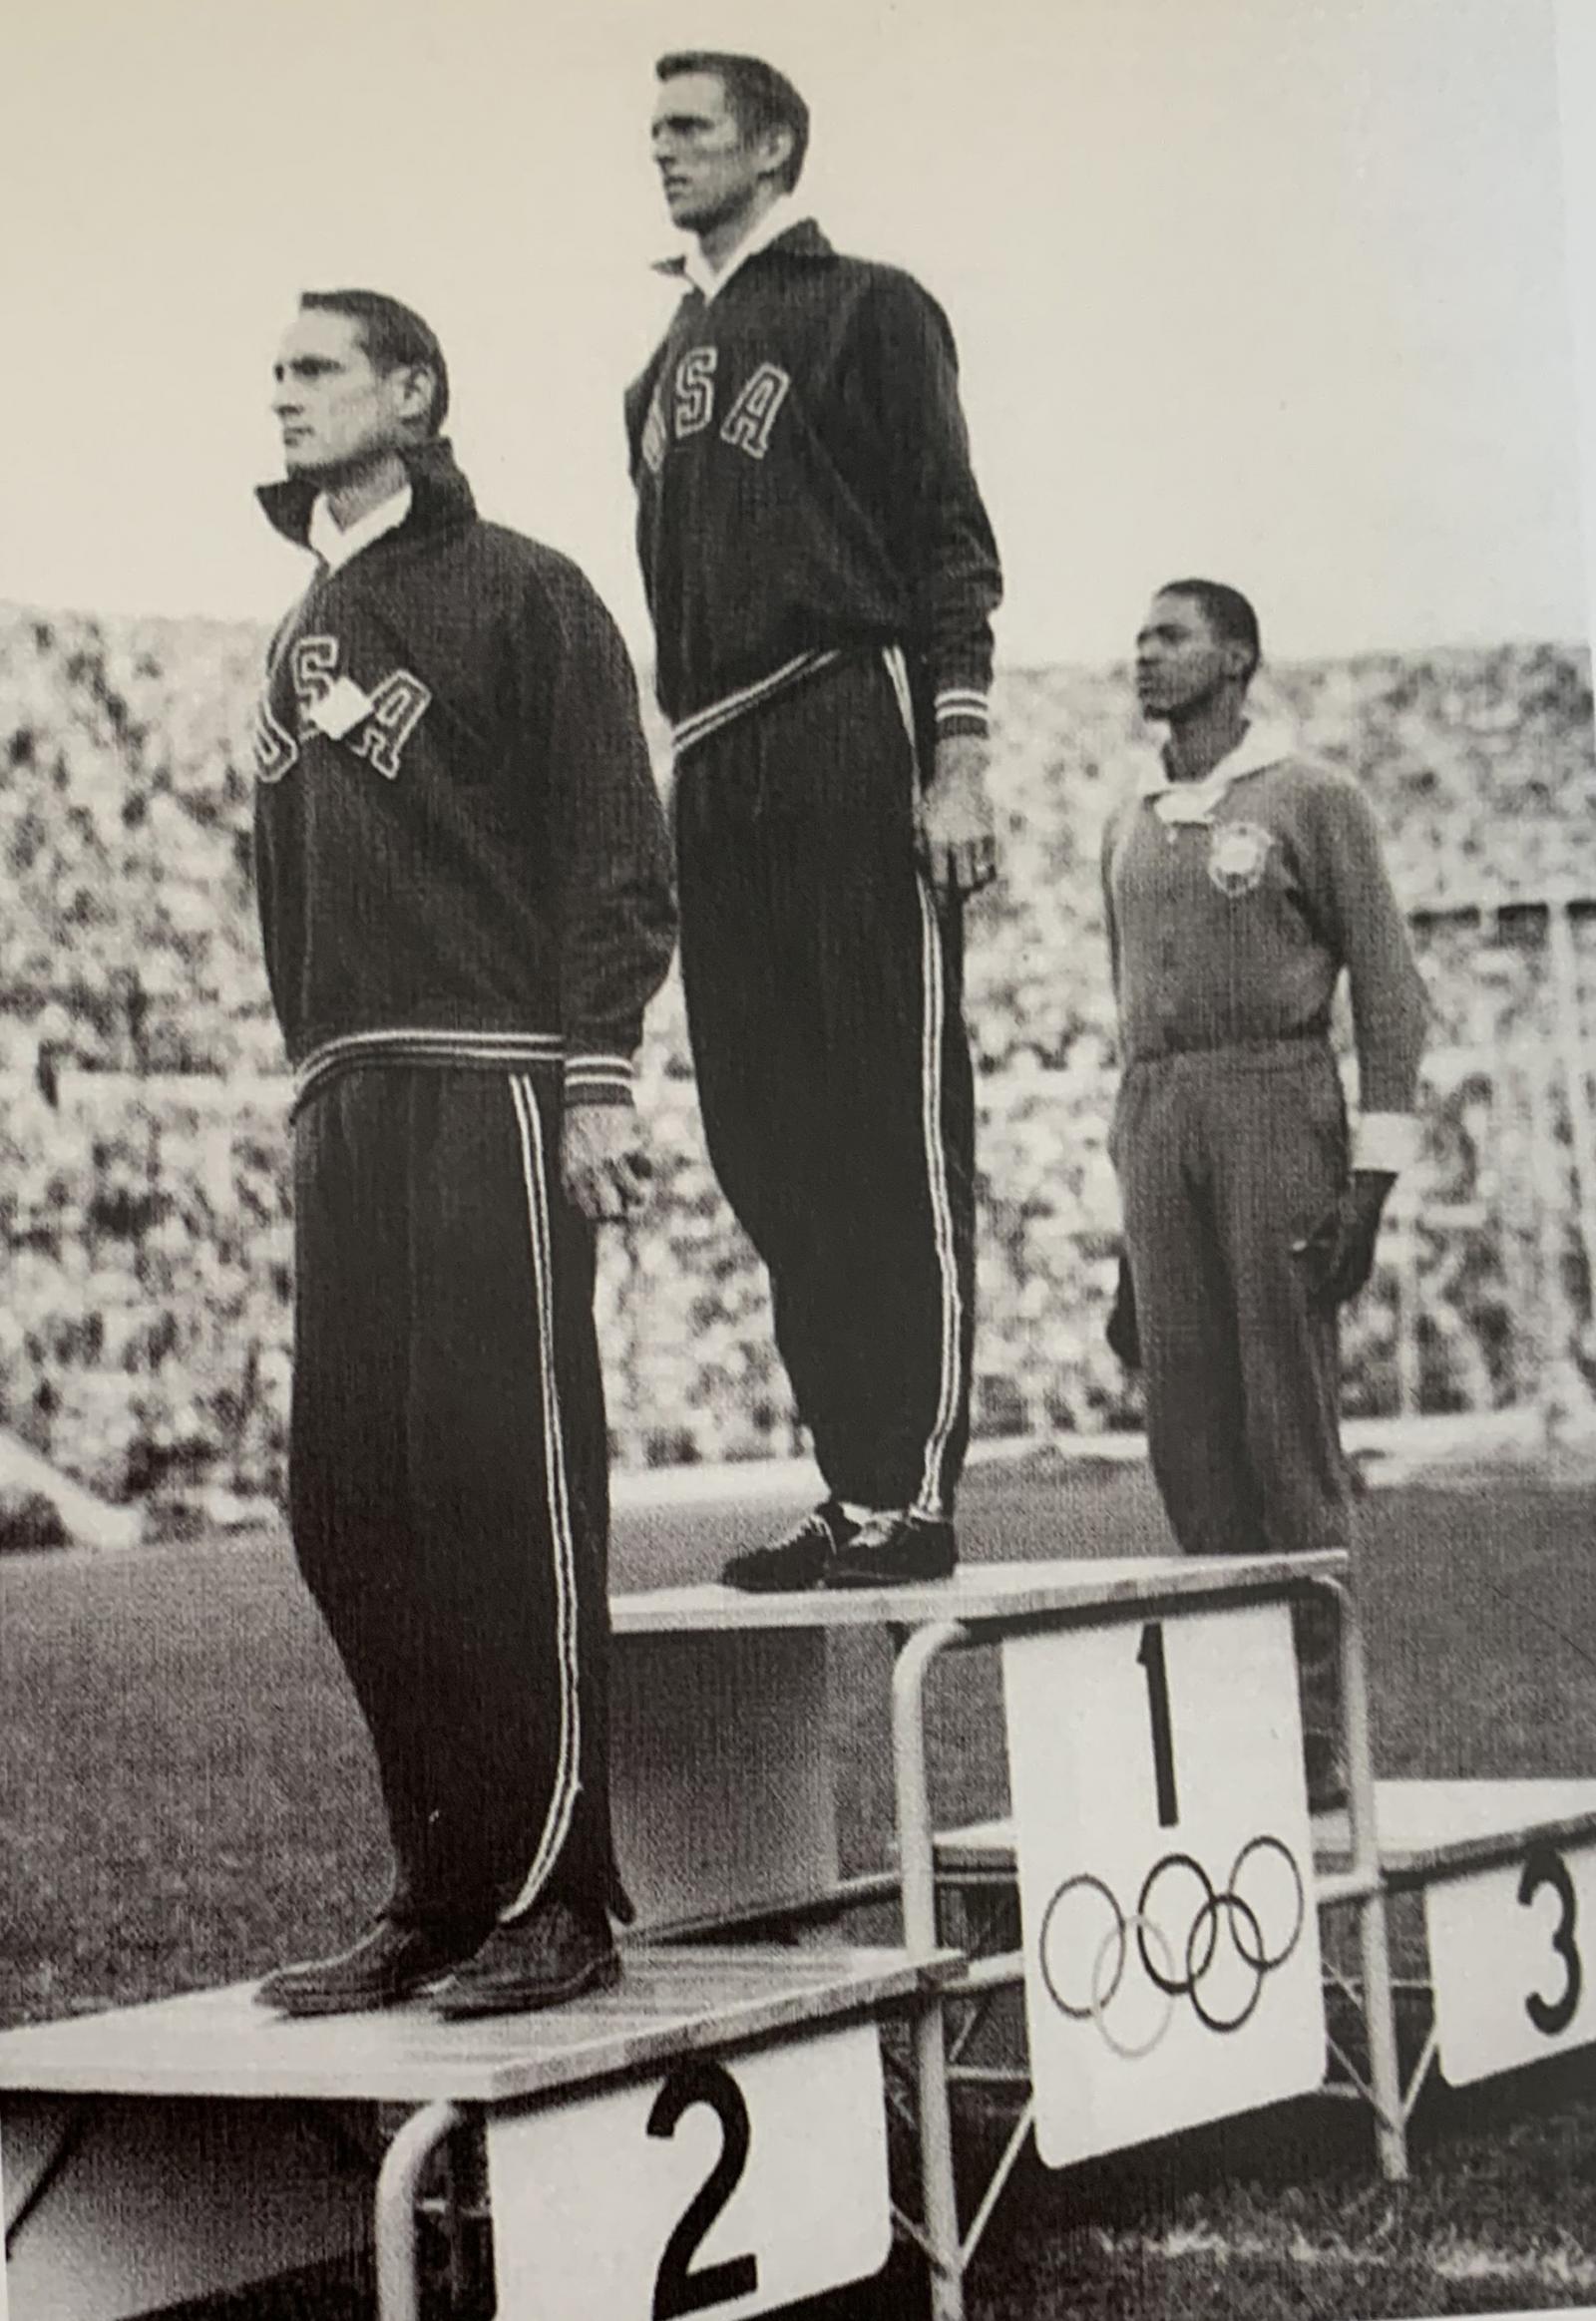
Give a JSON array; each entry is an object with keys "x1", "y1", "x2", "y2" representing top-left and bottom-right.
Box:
[
  {"x1": 270, "y1": 307, "x2": 414, "y2": 482},
  {"x1": 650, "y1": 72, "x2": 774, "y2": 234},
  {"x1": 1134, "y1": 591, "x2": 1239, "y2": 722}
]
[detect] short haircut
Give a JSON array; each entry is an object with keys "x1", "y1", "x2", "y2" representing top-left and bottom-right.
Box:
[
  {"x1": 299, "y1": 289, "x2": 450, "y2": 437},
  {"x1": 656, "y1": 50, "x2": 810, "y2": 192},
  {"x1": 1159, "y1": 578, "x2": 1261, "y2": 682}
]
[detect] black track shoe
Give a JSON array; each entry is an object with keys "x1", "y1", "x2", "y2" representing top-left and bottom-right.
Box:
[
  {"x1": 255, "y1": 1916, "x2": 489, "y2": 2017},
  {"x1": 824, "y1": 1509, "x2": 958, "y2": 1589},
  {"x1": 433, "y1": 1900, "x2": 621, "y2": 2019},
  {"x1": 719, "y1": 1499, "x2": 856, "y2": 1592}
]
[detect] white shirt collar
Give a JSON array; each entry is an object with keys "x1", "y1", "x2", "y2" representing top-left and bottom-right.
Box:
[
  {"x1": 680, "y1": 194, "x2": 812, "y2": 302},
  {"x1": 1138, "y1": 718, "x2": 1296, "y2": 824},
  {"x1": 308, "y1": 479, "x2": 413, "y2": 574}
]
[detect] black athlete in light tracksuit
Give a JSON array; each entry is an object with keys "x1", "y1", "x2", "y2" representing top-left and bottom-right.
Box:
[
  {"x1": 630, "y1": 53, "x2": 1003, "y2": 1590},
  {"x1": 251, "y1": 293, "x2": 674, "y2": 2019},
  {"x1": 1103, "y1": 581, "x2": 1428, "y2": 1807}
]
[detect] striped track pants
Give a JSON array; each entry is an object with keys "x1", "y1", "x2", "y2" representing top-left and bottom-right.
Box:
[
  {"x1": 671, "y1": 650, "x2": 977, "y2": 1517},
  {"x1": 288, "y1": 1061, "x2": 619, "y2": 1932}
]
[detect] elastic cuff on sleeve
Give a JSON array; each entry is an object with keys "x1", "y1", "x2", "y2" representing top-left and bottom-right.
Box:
[
  {"x1": 564, "y1": 1053, "x2": 636, "y2": 1108},
  {"x1": 1353, "y1": 1111, "x2": 1421, "y2": 1175},
  {"x1": 934, "y1": 687, "x2": 990, "y2": 739}
]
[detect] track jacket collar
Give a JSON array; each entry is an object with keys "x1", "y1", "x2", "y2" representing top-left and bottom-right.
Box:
[
  {"x1": 653, "y1": 209, "x2": 831, "y2": 302},
  {"x1": 1138, "y1": 718, "x2": 1297, "y2": 826},
  {"x1": 256, "y1": 437, "x2": 477, "y2": 555},
  {"x1": 307, "y1": 481, "x2": 412, "y2": 573}
]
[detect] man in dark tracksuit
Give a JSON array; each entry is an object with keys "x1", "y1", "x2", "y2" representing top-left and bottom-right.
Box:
[
  {"x1": 1103, "y1": 581, "x2": 1428, "y2": 1807},
  {"x1": 250, "y1": 291, "x2": 675, "y2": 2017},
  {"x1": 629, "y1": 52, "x2": 1003, "y2": 1590}
]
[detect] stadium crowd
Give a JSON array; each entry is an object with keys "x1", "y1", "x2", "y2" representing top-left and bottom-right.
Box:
[{"x1": 0, "y1": 605, "x2": 1592, "y2": 1509}]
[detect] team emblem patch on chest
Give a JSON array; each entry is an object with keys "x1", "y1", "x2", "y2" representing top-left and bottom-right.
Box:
[
  {"x1": 252, "y1": 634, "x2": 432, "y2": 785},
  {"x1": 1206, "y1": 820, "x2": 1273, "y2": 897}
]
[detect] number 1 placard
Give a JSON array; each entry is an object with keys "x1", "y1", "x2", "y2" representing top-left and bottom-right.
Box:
[
  {"x1": 1003, "y1": 1601, "x2": 1326, "y2": 2167},
  {"x1": 1426, "y1": 1840, "x2": 1596, "y2": 2085},
  {"x1": 486, "y1": 2025, "x2": 890, "y2": 2321}
]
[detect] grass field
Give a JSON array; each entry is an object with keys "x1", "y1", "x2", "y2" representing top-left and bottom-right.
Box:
[{"x1": 4, "y1": 1456, "x2": 1596, "y2": 2319}]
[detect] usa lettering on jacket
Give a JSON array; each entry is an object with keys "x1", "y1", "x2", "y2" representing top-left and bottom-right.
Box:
[
  {"x1": 253, "y1": 633, "x2": 433, "y2": 784},
  {"x1": 640, "y1": 346, "x2": 793, "y2": 474}
]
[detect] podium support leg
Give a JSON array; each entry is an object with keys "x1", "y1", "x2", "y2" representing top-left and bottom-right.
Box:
[
  {"x1": 374, "y1": 2099, "x2": 464, "y2": 2321},
  {"x1": 1327, "y1": 1576, "x2": 1408, "y2": 2182},
  {"x1": 894, "y1": 1619, "x2": 971, "y2": 2321}
]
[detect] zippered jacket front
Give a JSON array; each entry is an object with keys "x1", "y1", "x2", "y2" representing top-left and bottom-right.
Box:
[
  {"x1": 252, "y1": 440, "x2": 676, "y2": 1106},
  {"x1": 625, "y1": 222, "x2": 1001, "y2": 736}
]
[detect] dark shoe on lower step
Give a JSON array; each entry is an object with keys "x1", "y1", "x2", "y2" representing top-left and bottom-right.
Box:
[
  {"x1": 433, "y1": 1899, "x2": 621, "y2": 2019},
  {"x1": 719, "y1": 1499, "x2": 856, "y2": 1592},
  {"x1": 823, "y1": 1509, "x2": 958, "y2": 1589},
  {"x1": 255, "y1": 1917, "x2": 488, "y2": 2017}
]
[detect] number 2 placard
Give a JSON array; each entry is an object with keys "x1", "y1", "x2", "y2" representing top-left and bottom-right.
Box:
[
  {"x1": 1003, "y1": 1601, "x2": 1326, "y2": 2167},
  {"x1": 1426, "y1": 1840, "x2": 1596, "y2": 2085},
  {"x1": 485, "y1": 2026, "x2": 890, "y2": 2321}
]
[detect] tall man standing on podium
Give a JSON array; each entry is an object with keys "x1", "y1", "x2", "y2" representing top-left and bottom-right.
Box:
[
  {"x1": 250, "y1": 290, "x2": 675, "y2": 2017},
  {"x1": 1103, "y1": 580, "x2": 1428, "y2": 1805},
  {"x1": 628, "y1": 52, "x2": 1003, "y2": 1590}
]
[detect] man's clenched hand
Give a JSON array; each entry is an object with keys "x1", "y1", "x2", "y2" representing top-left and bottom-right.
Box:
[
  {"x1": 918, "y1": 732, "x2": 1000, "y2": 900},
  {"x1": 1292, "y1": 1170, "x2": 1395, "y2": 1310},
  {"x1": 562, "y1": 1103, "x2": 653, "y2": 1223}
]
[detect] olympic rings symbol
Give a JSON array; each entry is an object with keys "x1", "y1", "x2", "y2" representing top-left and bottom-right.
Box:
[{"x1": 1038, "y1": 1834, "x2": 1305, "y2": 2056}]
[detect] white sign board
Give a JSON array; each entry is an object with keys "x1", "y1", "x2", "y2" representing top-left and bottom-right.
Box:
[
  {"x1": 1004, "y1": 1601, "x2": 1326, "y2": 2166},
  {"x1": 486, "y1": 2024, "x2": 890, "y2": 2321},
  {"x1": 1427, "y1": 1839, "x2": 1596, "y2": 2085}
]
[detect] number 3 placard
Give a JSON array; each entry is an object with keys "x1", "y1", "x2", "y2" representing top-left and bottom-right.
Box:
[
  {"x1": 1003, "y1": 1600, "x2": 1326, "y2": 2166},
  {"x1": 1426, "y1": 1840, "x2": 1596, "y2": 2085},
  {"x1": 485, "y1": 2025, "x2": 890, "y2": 2321}
]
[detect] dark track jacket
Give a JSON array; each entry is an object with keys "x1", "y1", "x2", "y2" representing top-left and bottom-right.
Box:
[
  {"x1": 625, "y1": 222, "x2": 1002, "y2": 740},
  {"x1": 251, "y1": 441, "x2": 676, "y2": 1110}
]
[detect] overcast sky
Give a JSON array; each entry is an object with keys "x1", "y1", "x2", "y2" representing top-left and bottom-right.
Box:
[{"x1": 2, "y1": 0, "x2": 1590, "y2": 667}]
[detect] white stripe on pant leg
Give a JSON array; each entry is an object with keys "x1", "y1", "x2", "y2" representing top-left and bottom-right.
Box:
[
  {"x1": 502, "y1": 1072, "x2": 582, "y2": 1921},
  {"x1": 910, "y1": 880, "x2": 964, "y2": 1515},
  {"x1": 882, "y1": 645, "x2": 965, "y2": 1520}
]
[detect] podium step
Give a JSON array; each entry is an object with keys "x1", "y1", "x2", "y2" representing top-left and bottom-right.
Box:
[
  {"x1": 0, "y1": 1942, "x2": 952, "y2": 2109},
  {"x1": 0, "y1": 1944, "x2": 959, "y2": 2321},
  {"x1": 934, "y1": 1778, "x2": 1596, "y2": 1888},
  {"x1": 1309, "y1": 1777, "x2": 1596, "y2": 1887}
]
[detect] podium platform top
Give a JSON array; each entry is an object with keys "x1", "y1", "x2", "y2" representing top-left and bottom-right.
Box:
[
  {"x1": 937, "y1": 1778, "x2": 1596, "y2": 1881},
  {"x1": 1320, "y1": 1776, "x2": 1596, "y2": 1882},
  {"x1": 0, "y1": 1946, "x2": 952, "y2": 2108},
  {"x1": 611, "y1": 1551, "x2": 1346, "y2": 1635}
]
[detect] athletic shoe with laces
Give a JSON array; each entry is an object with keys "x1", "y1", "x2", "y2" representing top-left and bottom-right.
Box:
[
  {"x1": 254, "y1": 1915, "x2": 490, "y2": 2017},
  {"x1": 433, "y1": 1898, "x2": 620, "y2": 2018},
  {"x1": 718, "y1": 1499, "x2": 857, "y2": 1592},
  {"x1": 823, "y1": 1508, "x2": 958, "y2": 1589}
]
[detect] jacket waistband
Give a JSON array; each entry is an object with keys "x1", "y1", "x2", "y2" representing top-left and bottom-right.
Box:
[
  {"x1": 669, "y1": 647, "x2": 844, "y2": 761},
  {"x1": 293, "y1": 1027, "x2": 564, "y2": 1115}
]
